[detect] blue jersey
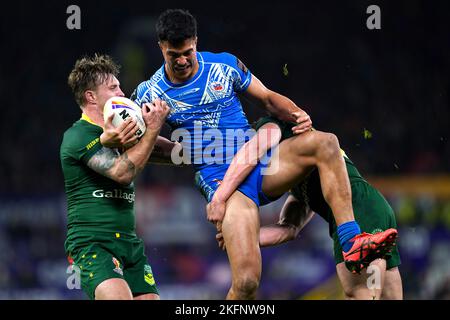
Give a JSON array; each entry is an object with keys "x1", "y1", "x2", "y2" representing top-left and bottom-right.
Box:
[{"x1": 133, "y1": 52, "x2": 256, "y2": 196}]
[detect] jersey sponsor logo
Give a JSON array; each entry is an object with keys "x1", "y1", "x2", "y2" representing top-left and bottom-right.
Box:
[
  {"x1": 174, "y1": 87, "x2": 201, "y2": 98},
  {"x1": 92, "y1": 189, "x2": 135, "y2": 203},
  {"x1": 112, "y1": 257, "x2": 123, "y2": 276},
  {"x1": 86, "y1": 137, "x2": 100, "y2": 150}
]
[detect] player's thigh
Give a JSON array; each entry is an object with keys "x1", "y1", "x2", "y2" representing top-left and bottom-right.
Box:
[
  {"x1": 336, "y1": 259, "x2": 386, "y2": 300},
  {"x1": 134, "y1": 293, "x2": 160, "y2": 300},
  {"x1": 69, "y1": 242, "x2": 128, "y2": 300},
  {"x1": 262, "y1": 132, "x2": 319, "y2": 198},
  {"x1": 222, "y1": 191, "x2": 261, "y2": 276},
  {"x1": 381, "y1": 267, "x2": 403, "y2": 300},
  {"x1": 95, "y1": 278, "x2": 133, "y2": 300},
  {"x1": 123, "y1": 239, "x2": 159, "y2": 299}
]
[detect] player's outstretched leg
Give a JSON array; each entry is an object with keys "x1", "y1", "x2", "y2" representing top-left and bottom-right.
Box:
[
  {"x1": 262, "y1": 130, "x2": 354, "y2": 224},
  {"x1": 221, "y1": 191, "x2": 261, "y2": 300},
  {"x1": 262, "y1": 130, "x2": 396, "y2": 273}
]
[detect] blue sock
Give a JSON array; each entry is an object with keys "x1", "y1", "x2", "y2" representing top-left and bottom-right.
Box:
[{"x1": 337, "y1": 221, "x2": 361, "y2": 252}]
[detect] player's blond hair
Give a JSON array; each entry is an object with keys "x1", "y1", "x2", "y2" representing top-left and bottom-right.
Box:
[{"x1": 68, "y1": 53, "x2": 120, "y2": 107}]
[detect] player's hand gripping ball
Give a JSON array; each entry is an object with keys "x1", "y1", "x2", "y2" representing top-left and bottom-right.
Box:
[{"x1": 103, "y1": 96, "x2": 146, "y2": 138}]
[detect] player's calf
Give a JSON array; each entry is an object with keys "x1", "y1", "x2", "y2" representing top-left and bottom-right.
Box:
[
  {"x1": 380, "y1": 267, "x2": 403, "y2": 300},
  {"x1": 337, "y1": 259, "x2": 386, "y2": 300}
]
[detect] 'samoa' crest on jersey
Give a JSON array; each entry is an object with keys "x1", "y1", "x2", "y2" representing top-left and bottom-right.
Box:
[{"x1": 199, "y1": 63, "x2": 234, "y2": 105}]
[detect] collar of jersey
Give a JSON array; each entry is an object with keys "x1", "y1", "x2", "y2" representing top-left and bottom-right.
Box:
[
  {"x1": 162, "y1": 52, "x2": 204, "y2": 88},
  {"x1": 81, "y1": 113, "x2": 102, "y2": 128}
]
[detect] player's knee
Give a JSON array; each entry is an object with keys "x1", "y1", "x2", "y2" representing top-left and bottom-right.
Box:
[
  {"x1": 343, "y1": 290, "x2": 356, "y2": 300},
  {"x1": 316, "y1": 132, "x2": 340, "y2": 160},
  {"x1": 343, "y1": 286, "x2": 382, "y2": 300},
  {"x1": 343, "y1": 288, "x2": 362, "y2": 300},
  {"x1": 232, "y1": 274, "x2": 260, "y2": 298}
]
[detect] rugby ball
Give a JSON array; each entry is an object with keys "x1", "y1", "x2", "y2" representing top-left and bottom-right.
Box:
[{"x1": 103, "y1": 96, "x2": 146, "y2": 138}]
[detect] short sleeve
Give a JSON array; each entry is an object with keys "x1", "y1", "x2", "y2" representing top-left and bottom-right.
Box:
[
  {"x1": 61, "y1": 123, "x2": 104, "y2": 165},
  {"x1": 221, "y1": 52, "x2": 252, "y2": 93}
]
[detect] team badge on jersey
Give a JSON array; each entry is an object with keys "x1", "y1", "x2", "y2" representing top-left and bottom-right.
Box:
[
  {"x1": 112, "y1": 257, "x2": 123, "y2": 276},
  {"x1": 210, "y1": 81, "x2": 225, "y2": 92},
  {"x1": 144, "y1": 265, "x2": 156, "y2": 286}
]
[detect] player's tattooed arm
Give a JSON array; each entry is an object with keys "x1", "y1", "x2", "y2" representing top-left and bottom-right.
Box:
[
  {"x1": 87, "y1": 147, "x2": 137, "y2": 185},
  {"x1": 87, "y1": 99, "x2": 170, "y2": 183}
]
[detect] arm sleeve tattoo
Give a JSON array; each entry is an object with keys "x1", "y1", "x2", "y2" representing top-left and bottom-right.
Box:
[{"x1": 87, "y1": 147, "x2": 136, "y2": 180}]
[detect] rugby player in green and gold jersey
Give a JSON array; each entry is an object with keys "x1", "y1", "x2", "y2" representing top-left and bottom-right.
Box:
[
  {"x1": 214, "y1": 116, "x2": 403, "y2": 299},
  {"x1": 60, "y1": 54, "x2": 172, "y2": 300}
]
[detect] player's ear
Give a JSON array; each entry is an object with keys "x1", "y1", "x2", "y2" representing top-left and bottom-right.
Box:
[{"x1": 84, "y1": 90, "x2": 96, "y2": 105}]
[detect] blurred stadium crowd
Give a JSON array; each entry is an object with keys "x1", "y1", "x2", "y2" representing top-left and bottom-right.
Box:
[{"x1": 0, "y1": 1, "x2": 448, "y2": 299}]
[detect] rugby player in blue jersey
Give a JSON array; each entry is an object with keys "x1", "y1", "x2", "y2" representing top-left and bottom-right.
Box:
[{"x1": 132, "y1": 9, "x2": 397, "y2": 299}]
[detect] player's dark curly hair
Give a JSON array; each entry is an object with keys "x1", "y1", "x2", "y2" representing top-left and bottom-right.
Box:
[
  {"x1": 156, "y1": 9, "x2": 197, "y2": 46},
  {"x1": 68, "y1": 53, "x2": 120, "y2": 107}
]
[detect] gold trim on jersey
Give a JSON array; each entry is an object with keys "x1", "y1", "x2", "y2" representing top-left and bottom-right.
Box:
[
  {"x1": 81, "y1": 113, "x2": 102, "y2": 127},
  {"x1": 340, "y1": 149, "x2": 348, "y2": 159}
]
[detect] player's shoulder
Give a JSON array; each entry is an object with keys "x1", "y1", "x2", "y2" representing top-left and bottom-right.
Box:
[
  {"x1": 200, "y1": 51, "x2": 240, "y2": 66},
  {"x1": 62, "y1": 120, "x2": 84, "y2": 141},
  {"x1": 201, "y1": 51, "x2": 251, "y2": 79},
  {"x1": 61, "y1": 120, "x2": 101, "y2": 152}
]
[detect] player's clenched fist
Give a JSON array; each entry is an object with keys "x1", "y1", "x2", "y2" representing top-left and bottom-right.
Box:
[
  {"x1": 291, "y1": 110, "x2": 312, "y2": 134},
  {"x1": 142, "y1": 99, "x2": 170, "y2": 130},
  {"x1": 100, "y1": 115, "x2": 139, "y2": 149}
]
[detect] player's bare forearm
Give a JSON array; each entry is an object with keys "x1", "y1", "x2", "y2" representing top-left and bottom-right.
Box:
[
  {"x1": 260, "y1": 224, "x2": 298, "y2": 247},
  {"x1": 260, "y1": 195, "x2": 315, "y2": 247},
  {"x1": 279, "y1": 195, "x2": 315, "y2": 229},
  {"x1": 148, "y1": 136, "x2": 183, "y2": 166},
  {"x1": 206, "y1": 123, "x2": 282, "y2": 225},
  {"x1": 212, "y1": 123, "x2": 281, "y2": 203},
  {"x1": 88, "y1": 126, "x2": 161, "y2": 185},
  {"x1": 264, "y1": 92, "x2": 313, "y2": 135},
  {"x1": 212, "y1": 142, "x2": 256, "y2": 202},
  {"x1": 243, "y1": 75, "x2": 312, "y2": 133},
  {"x1": 266, "y1": 91, "x2": 302, "y2": 122},
  {"x1": 206, "y1": 141, "x2": 256, "y2": 224}
]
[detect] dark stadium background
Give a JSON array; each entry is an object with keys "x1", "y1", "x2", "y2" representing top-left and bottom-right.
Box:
[{"x1": 0, "y1": 0, "x2": 448, "y2": 299}]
